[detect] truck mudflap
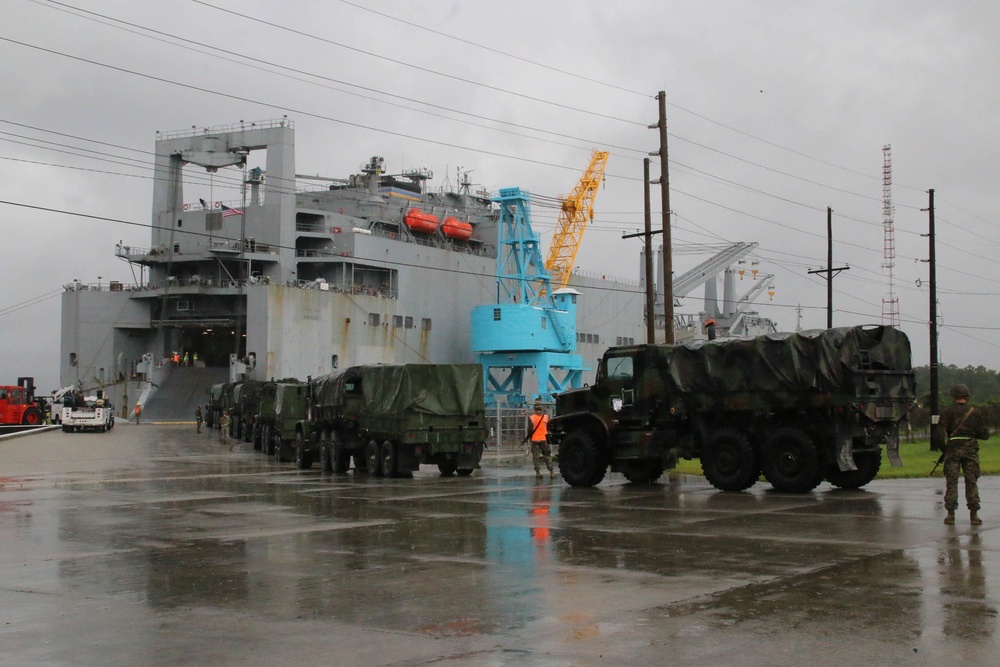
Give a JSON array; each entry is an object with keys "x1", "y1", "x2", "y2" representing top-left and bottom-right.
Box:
[
  {"x1": 835, "y1": 421, "x2": 858, "y2": 472},
  {"x1": 885, "y1": 432, "x2": 902, "y2": 468}
]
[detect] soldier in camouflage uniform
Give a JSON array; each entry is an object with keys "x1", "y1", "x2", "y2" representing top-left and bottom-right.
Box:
[{"x1": 941, "y1": 384, "x2": 991, "y2": 525}]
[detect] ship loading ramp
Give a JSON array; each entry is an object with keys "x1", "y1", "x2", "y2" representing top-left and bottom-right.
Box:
[{"x1": 139, "y1": 366, "x2": 228, "y2": 423}]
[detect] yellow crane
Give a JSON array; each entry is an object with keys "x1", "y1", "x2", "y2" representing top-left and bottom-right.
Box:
[{"x1": 544, "y1": 150, "x2": 610, "y2": 291}]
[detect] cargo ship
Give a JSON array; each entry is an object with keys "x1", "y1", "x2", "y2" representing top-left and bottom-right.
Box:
[{"x1": 60, "y1": 119, "x2": 667, "y2": 415}]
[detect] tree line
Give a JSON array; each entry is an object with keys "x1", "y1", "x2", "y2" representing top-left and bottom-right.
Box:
[{"x1": 908, "y1": 364, "x2": 1000, "y2": 434}]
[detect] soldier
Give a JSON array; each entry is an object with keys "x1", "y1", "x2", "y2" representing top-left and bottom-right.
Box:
[
  {"x1": 525, "y1": 403, "x2": 555, "y2": 480},
  {"x1": 195, "y1": 405, "x2": 203, "y2": 433},
  {"x1": 219, "y1": 410, "x2": 230, "y2": 445},
  {"x1": 941, "y1": 384, "x2": 991, "y2": 525}
]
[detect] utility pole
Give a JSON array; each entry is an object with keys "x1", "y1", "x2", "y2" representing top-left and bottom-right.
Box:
[
  {"x1": 648, "y1": 91, "x2": 674, "y2": 343},
  {"x1": 923, "y1": 189, "x2": 940, "y2": 444},
  {"x1": 807, "y1": 206, "x2": 849, "y2": 327},
  {"x1": 622, "y1": 157, "x2": 660, "y2": 344}
]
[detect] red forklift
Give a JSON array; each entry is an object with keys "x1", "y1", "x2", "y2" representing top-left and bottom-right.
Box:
[{"x1": 0, "y1": 377, "x2": 45, "y2": 426}]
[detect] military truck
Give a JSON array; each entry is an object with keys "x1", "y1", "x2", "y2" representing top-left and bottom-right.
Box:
[
  {"x1": 254, "y1": 379, "x2": 307, "y2": 462},
  {"x1": 230, "y1": 380, "x2": 264, "y2": 445},
  {"x1": 294, "y1": 364, "x2": 487, "y2": 476},
  {"x1": 550, "y1": 325, "x2": 916, "y2": 493}
]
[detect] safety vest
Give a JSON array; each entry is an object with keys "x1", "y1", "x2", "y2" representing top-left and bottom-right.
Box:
[{"x1": 529, "y1": 413, "x2": 549, "y2": 442}]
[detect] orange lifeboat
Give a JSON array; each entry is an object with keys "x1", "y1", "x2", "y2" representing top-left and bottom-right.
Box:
[
  {"x1": 441, "y1": 217, "x2": 473, "y2": 241},
  {"x1": 404, "y1": 208, "x2": 439, "y2": 234}
]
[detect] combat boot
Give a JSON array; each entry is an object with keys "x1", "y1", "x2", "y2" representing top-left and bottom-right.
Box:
[
  {"x1": 944, "y1": 511, "x2": 955, "y2": 525},
  {"x1": 970, "y1": 510, "x2": 983, "y2": 526}
]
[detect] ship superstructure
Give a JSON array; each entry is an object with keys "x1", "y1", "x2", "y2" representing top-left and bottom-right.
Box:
[{"x1": 60, "y1": 120, "x2": 650, "y2": 411}]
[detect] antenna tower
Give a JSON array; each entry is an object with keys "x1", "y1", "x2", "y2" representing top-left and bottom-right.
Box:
[{"x1": 881, "y1": 145, "x2": 900, "y2": 327}]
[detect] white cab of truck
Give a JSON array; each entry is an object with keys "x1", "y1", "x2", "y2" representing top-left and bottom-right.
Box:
[{"x1": 61, "y1": 396, "x2": 115, "y2": 433}]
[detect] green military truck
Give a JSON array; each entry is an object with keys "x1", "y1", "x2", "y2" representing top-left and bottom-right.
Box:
[
  {"x1": 294, "y1": 364, "x2": 487, "y2": 477},
  {"x1": 254, "y1": 379, "x2": 307, "y2": 462},
  {"x1": 230, "y1": 380, "x2": 264, "y2": 445},
  {"x1": 550, "y1": 325, "x2": 916, "y2": 493}
]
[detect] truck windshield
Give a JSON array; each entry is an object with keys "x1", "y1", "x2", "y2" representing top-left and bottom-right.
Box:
[{"x1": 605, "y1": 356, "x2": 634, "y2": 380}]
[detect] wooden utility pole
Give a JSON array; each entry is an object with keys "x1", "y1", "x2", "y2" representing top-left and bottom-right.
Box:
[
  {"x1": 925, "y1": 189, "x2": 940, "y2": 441},
  {"x1": 807, "y1": 206, "x2": 849, "y2": 327},
  {"x1": 649, "y1": 91, "x2": 674, "y2": 343},
  {"x1": 622, "y1": 157, "x2": 660, "y2": 344}
]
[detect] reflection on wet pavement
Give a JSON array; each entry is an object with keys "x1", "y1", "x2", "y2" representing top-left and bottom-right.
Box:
[{"x1": 1, "y1": 425, "x2": 999, "y2": 665}]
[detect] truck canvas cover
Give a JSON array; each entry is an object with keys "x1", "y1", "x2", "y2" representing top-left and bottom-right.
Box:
[
  {"x1": 646, "y1": 325, "x2": 913, "y2": 399},
  {"x1": 314, "y1": 364, "x2": 484, "y2": 418}
]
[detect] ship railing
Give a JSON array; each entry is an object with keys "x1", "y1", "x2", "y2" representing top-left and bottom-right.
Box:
[
  {"x1": 295, "y1": 249, "x2": 338, "y2": 258},
  {"x1": 295, "y1": 221, "x2": 331, "y2": 233},
  {"x1": 289, "y1": 280, "x2": 398, "y2": 299},
  {"x1": 182, "y1": 199, "x2": 263, "y2": 212},
  {"x1": 570, "y1": 267, "x2": 641, "y2": 287},
  {"x1": 156, "y1": 118, "x2": 294, "y2": 141},
  {"x1": 115, "y1": 243, "x2": 151, "y2": 260}
]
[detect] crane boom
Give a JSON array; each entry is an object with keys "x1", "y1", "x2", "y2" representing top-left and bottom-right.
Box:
[{"x1": 545, "y1": 150, "x2": 609, "y2": 290}]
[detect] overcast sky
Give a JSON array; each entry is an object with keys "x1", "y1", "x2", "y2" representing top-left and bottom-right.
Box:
[{"x1": 3, "y1": 0, "x2": 999, "y2": 393}]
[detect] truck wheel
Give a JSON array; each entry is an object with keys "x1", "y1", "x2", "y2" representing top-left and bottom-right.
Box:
[
  {"x1": 622, "y1": 459, "x2": 665, "y2": 484},
  {"x1": 331, "y1": 436, "x2": 350, "y2": 474},
  {"x1": 366, "y1": 440, "x2": 382, "y2": 476},
  {"x1": 702, "y1": 428, "x2": 759, "y2": 491},
  {"x1": 762, "y1": 427, "x2": 822, "y2": 493},
  {"x1": 262, "y1": 426, "x2": 273, "y2": 456},
  {"x1": 21, "y1": 407, "x2": 42, "y2": 426},
  {"x1": 381, "y1": 441, "x2": 397, "y2": 478},
  {"x1": 62, "y1": 425, "x2": 72, "y2": 433},
  {"x1": 827, "y1": 449, "x2": 882, "y2": 489},
  {"x1": 437, "y1": 461, "x2": 458, "y2": 476},
  {"x1": 295, "y1": 431, "x2": 312, "y2": 469},
  {"x1": 319, "y1": 430, "x2": 333, "y2": 473},
  {"x1": 274, "y1": 435, "x2": 288, "y2": 463},
  {"x1": 457, "y1": 468, "x2": 474, "y2": 477},
  {"x1": 558, "y1": 429, "x2": 606, "y2": 487}
]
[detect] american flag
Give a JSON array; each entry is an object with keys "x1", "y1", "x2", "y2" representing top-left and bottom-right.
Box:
[{"x1": 221, "y1": 204, "x2": 244, "y2": 217}]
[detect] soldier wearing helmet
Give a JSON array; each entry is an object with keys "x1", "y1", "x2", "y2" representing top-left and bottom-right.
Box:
[{"x1": 940, "y1": 384, "x2": 991, "y2": 525}]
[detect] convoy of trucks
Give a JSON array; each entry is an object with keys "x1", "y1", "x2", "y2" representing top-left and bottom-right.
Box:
[
  {"x1": 202, "y1": 365, "x2": 487, "y2": 476},
  {"x1": 21, "y1": 325, "x2": 917, "y2": 493},
  {"x1": 295, "y1": 364, "x2": 487, "y2": 476},
  {"x1": 549, "y1": 325, "x2": 917, "y2": 493}
]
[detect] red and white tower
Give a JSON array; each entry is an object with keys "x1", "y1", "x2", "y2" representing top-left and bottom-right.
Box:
[{"x1": 881, "y1": 145, "x2": 900, "y2": 327}]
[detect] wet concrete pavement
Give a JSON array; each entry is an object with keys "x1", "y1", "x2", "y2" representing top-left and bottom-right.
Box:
[{"x1": 1, "y1": 425, "x2": 998, "y2": 666}]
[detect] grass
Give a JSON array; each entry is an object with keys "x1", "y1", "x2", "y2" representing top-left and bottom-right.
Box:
[{"x1": 673, "y1": 439, "x2": 1000, "y2": 480}]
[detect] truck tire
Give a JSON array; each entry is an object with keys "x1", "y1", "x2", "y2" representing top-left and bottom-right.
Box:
[
  {"x1": 365, "y1": 440, "x2": 382, "y2": 476},
  {"x1": 381, "y1": 441, "x2": 397, "y2": 478},
  {"x1": 319, "y1": 430, "x2": 333, "y2": 473},
  {"x1": 558, "y1": 429, "x2": 606, "y2": 487},
  {"x1": 701, "y1": 428, "x2": 759, "y2": 492},
  {"x1": 457, "y1": 468, "x2": 475, "y2": 477},
  {"x1": 21, "y1": 407, "x2": 42, "y2": 426},
  {"x1": 295, "y1": 431, "x2": 312, "y2": 469},
  {"x1": 274, "y1": 435, "x2": 289, "y2": 463},
  {"x1": 826, "y1": 448, "x2": 882, "y2": 489},
  {"x1": 331, "y1": 434, "x2": 350, "y2": 474},
  {"x1": 62, "y1": 425, "x2": 72, "y2": 433},
  {"x1": 262, "y1": 425, "x2": 273, "y2": 456},
  {"x1": 622, "y1": 459, "x2": 665, "y2": 484},
  {"x1": 762, "y1": 427, "x2": 822, "y2": 493},
  {"x1": 438, "y1": 460, "x2": 458, "y2": 476}
]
